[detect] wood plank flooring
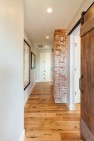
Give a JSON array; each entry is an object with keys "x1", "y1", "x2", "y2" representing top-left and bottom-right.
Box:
[{"x1": 24, "y1": 82, "x2": 83, "y2": 141}]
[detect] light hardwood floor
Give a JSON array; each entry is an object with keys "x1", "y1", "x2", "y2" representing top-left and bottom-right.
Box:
[{"x1": 24, "y1": 82, "x2": 83, "y2": 141}]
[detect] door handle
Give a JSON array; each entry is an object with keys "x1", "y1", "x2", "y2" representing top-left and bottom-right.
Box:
[{"x1": 79, "y1": 75, "x2": 83, "y2": 93}]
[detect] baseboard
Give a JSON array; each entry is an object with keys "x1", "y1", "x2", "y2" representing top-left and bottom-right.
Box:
[
  {"x1": 31, "y1": 82, "x2": 36, "y2": 92},
  {"x1": 67, "y1": 103, "x2": 75, "y2": 110},
  {"x1": 66, "y1": 98, "x2": 75, "y2": 110},
  {"x1": 24, "y1": 82, "x2": 36, "y2": 105},
  {"x1": 20, "y1": 129, "x2": 25, "y2": 141},
  {"x1": 36, "y1": 80, "x2": 53, "y2": 82}
]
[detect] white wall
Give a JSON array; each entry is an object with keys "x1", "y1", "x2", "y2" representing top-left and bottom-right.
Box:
[
  {"x1": 67, "y1": 34, "x2": 80, "y2": 110},
  {"x1": 24, "y1": 32, "x2": 39, "y2": 104},
  {"x1": 66, "y1": 35, "x2": 75, "y2": 110},
  {"x1": 66, "y1": 36, "x2": 70, "y2": 106},
  {"x1": 74, "y1": 36, "x2": 81, "y2": 103},
  {"x1": 0, "y1": 0, "x2": 24, "y2": 141}
]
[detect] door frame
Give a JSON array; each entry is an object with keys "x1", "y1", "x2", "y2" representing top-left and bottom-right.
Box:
[
  {"x1": 80, "y1": 3, "x2": 94, "y2": 140},
  {"x1": 67, "y1": 22, "x2": 81, "y2": 110},
  {"x1": 67, "y1": 2, "x2": 94, "y2": 111}
]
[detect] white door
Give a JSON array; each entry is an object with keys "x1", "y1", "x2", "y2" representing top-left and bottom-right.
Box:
[
  {"x1": 40, "y1": 52, "x2": 52, "y2": 81},
  {"x1": 40, "y1": 53, "x2": 45, "y2": 81},
  {"x1": 75, "y1": 36, "x2": 81, "y2": 103}
]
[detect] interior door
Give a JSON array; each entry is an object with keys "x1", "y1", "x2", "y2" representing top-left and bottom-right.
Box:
[
  {"x1": 40, "y1": 52, "x2": 52, "y2": 81},
  {"x1": 40, "y1": 53, "x2": 45, "y2": 81},
  {"x1": 80, "y1": 3, "x2": 94, "y2": 141},
  {"x1": 45, "y1": 53, "x2": 52, "y2": 81}
]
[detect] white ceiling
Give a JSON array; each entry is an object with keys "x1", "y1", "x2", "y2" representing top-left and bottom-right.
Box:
[{"x1": 24, "y1": 0, "x2": 84, "y2": 49}]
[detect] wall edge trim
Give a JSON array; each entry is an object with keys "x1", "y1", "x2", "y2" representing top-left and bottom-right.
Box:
[
  {"x1": 66, "y1": 102, "x2": 75, "y2": 111},
  {"x1": 20, "y1": 129, "x2": 25, "y2": 141}
]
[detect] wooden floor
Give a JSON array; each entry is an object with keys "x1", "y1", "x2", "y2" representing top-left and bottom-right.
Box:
[{"x1": 24, "y1": 82, "x2": 83, "y2": 141}]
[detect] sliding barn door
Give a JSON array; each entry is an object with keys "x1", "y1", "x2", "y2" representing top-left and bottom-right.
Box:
[{"x1": 80, "y1": 3, "x2": 94, "y2": 141}]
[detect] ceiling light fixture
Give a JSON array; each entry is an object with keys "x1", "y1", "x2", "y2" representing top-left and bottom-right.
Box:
[
  {"x1": 46, "y1": 36, "x2": 49, "y2": 39},
  {"x1": 47, "y1": 8, "x2": 53, "y2": 13},
  {"x1": 46, "y1": 46, "x2": 49, "y2": 48}
]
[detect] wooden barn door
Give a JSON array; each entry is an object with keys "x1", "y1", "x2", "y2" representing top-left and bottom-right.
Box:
[{"x1": 80, "y1": 3, "x2": 94, "y2": 141}]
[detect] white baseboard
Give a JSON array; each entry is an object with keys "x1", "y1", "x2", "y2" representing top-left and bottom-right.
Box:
[
  {"x1": 67, "y1": 103, "x2": 75, "y2": 111},
  {"x1": 24, "y1": 82, "x2": 36, "y2": 105},
  {"x1": 36, "y1": 80, "x2": 53, "y2": 82},
  {"x1": 31, "y1": 82, "x2": 36, "y2": 92},
  {"x1": 66, "y1": 98, "x2": 75, "y2": 111},
  {"x1": 20, "y1": 129, "x2": 25, "y2": 141}
]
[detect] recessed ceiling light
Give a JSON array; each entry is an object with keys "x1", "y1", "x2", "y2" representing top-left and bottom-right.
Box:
[
  {"x1": 47, "y1": 8, "x2": 53, "y2": 13},
  {"x1": 46, "y1": 36, "x2": 49, "y2": 39},
  {"x1": 46, "y1": 46, "x2": 49, "y2": 48}
]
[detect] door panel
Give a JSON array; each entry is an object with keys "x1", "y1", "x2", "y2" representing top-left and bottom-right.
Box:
[
  {"x1": 40, "y1": 53, "x2": 45, "y2": 80},
  {"x1": 81, "y1": 32, "x2": 91, "y2": 127},
  {"x1": 40, "y1": 52, "x2": 52, "y2": 81},
  {"x1": 80, "y1": 3, "x2": 94, "y2": 140},
  {"x1": 45, "y1": 53, "x2": 52, "y2": 81},
  {"x1": 84, "y1": 32, "x2": 91, "y2": 128},
  {"x1": 89, "y1": 28, "x2": 94, "y2": 134},
  {"x1": 81, "y1": 35, "x2": 86, "y2": 124}
]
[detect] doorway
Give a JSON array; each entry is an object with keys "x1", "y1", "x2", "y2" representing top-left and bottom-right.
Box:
[
  {"x1": 69, "y1": 24, "x2": 81, "y2": 109},
  {"x1": 39, "y1": 52, "x2": 53, "y2": 82}
]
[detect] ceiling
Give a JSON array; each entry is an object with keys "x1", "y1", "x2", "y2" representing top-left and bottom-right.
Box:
[{"x1": 24, "y1": 0, "x2": 84, "y2": 49}]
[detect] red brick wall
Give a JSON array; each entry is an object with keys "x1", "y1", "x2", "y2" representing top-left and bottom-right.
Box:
[{"x1": 53, "y1": 29, "x2": 67, "y2": 103}]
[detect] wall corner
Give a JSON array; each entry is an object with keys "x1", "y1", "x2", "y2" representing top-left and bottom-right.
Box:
[{"x1": 20, "y1": 129, "x2": 25, "y2": 141}]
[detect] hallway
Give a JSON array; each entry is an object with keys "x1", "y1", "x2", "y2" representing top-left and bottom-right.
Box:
[
  {"x1": 0, "y1": 0, "x2": 94, "y2": 140},
  {"x1": 24, "y1": 83, "x2": 82, "y2": 141}
]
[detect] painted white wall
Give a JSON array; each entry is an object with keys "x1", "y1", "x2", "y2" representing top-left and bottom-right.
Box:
[
  {"x1": 24, "y1": 32, "x2": 39, "y2": 104},
  {"x1": 66, "y1": 36, "x2": 70, "y2": 106},
  {"x1": 74, "y1": 36, "x2": 81, "y2": 103},
  {"x1": 66, "y1": 35, "x2": 75, "y2": 110},
  {"x1": 0, "y1": 0, "x2": 24, "y2": 141},
  {"x1": 67, "y1": 34, "x2": 81, "y2": 110}
]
